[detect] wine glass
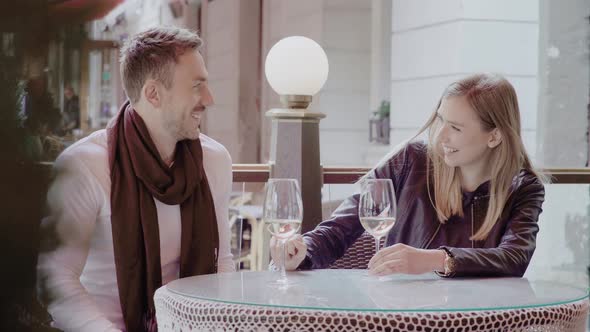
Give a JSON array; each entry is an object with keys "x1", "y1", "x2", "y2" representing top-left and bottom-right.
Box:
[
  {"x1": 263, "y1": 178, "x2": 303, "y2": 285},
  {"x1": 359, "y1": 178, "x2": 397, "y2": 255}
]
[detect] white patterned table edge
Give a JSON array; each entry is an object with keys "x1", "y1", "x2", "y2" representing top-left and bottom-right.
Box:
[{"x1": 154, "y1": 286, "x2": 589, "y2": 332}]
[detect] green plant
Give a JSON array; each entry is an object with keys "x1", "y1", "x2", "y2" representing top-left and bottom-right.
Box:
[
  {"x1": 373, "y1": 100, "x2": 390, "y2": 119},
  {"x1": 0, "y1": 30, "x2": 62, "y2": 332},
  {"x1": 0, "y1": 52, "x2": 26, "y2": 162}
]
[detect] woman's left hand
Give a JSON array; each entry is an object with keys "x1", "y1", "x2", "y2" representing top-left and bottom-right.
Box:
[{"x1": 368, "y1": 243, "x2": 445, "y2": 276}]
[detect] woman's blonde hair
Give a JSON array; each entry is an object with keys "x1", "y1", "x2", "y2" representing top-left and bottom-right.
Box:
[
  {"x1": 368, "y1": 74, "x2": 543, "y2": 240},
  {"x1": 414, "y1": 73, "x2": 542, "y2": 240}
]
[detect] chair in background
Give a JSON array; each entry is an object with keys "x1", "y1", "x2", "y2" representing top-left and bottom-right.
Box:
[
  {"x1": 329, "y1": 232, "x2": 385, "y2": 269},
  {"x1": 228, "y1": 193, "x2": 263, "y2": 270}
]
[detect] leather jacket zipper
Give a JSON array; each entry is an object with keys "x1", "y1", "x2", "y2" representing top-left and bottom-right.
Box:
[
  {"x1": 471, "y1": 201, "x2": 475, "y2": 248},
  {"x1": 471, "y1": 195, "x2": 488, "y2": 248}
]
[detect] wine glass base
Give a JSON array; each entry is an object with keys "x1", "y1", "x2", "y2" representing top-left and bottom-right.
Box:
[
  {"x1": 267, "y1": 275, "x2": 299, "y2": 289},
  {"x1": 361, "y1": 270, "x2": 395, "y2": 282},
  {"x1": 361, "y1": 270, "x2": 375, "y2": 280}
]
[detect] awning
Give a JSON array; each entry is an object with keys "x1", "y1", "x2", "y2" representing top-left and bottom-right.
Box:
[{"x1": 49, "y1": 0, "x2": 124, "y2": 25}]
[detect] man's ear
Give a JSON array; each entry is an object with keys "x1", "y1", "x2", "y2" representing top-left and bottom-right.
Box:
[
  {"x1": 143, "y1": 79, "x2": 161, "y2": 108},
  {"x1": 488, "y1": 128, "x2": 502, "y2": 148}
]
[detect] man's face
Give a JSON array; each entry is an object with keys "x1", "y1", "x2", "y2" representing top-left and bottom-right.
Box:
[
  {"x1": 160, "y1": 49, "x2": 213, "y2": 141},
  {"x1": 64, "y1": 88, "x2": 74, "y2": 99}
]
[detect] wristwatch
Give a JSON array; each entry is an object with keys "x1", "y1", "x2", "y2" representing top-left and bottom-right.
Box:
[{"x1": 438, "y1": 247, "x2": 456, "y2": 277}]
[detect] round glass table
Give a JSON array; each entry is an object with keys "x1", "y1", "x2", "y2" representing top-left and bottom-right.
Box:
[{"x1": 154, "y1": 269, "x2": 589, "y2": 331}]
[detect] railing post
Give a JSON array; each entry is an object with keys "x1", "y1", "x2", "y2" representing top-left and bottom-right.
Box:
[{"x1": 266, "y1": 108, "x2": 325, "y2": 233}]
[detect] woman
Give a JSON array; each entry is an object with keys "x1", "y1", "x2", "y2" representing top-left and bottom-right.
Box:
[{"x1": 272, "y1": 73, "x2": 545, "y2": 277}]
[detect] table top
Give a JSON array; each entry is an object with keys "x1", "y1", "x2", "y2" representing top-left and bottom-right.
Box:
[{"x1": 166, "y1": 269, "x2": 589, "y2": 312}]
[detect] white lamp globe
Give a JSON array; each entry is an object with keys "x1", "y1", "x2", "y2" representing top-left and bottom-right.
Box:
[{"x1": 265, "y1": 36, "x2": 329, "y2": 96}]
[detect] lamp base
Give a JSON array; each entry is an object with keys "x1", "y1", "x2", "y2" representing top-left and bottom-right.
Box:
[
  {"x1": 266, "y1": 108, "x2": 326, "y2": 120},
  {"x1": 280, "y1": 95, "x2": 313, "y2": 109}
]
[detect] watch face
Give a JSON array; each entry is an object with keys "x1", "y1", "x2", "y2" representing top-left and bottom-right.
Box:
[{"x1": 444, "y1": 256, "x2": 456, "y2": 275}]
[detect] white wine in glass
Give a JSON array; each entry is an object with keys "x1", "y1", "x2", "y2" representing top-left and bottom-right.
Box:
[
  {"x1": 360, "y1": 216, "x2": 396, "y2": 239},
  {"x1": 263, "y1": 178, "x2": 303, "y2": 285},
  {"x1": 359, "y1": 178, "x2": 397, "y2": 254},
  {"x1": 265, "y1": 219, "x2": 302, "y2": 240}
]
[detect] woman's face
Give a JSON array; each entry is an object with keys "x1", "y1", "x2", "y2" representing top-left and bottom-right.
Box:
[{"x1": 434, "y1": 96, "x2": 498, "y2": 172}]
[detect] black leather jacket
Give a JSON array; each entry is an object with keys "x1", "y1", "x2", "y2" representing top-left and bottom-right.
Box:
[{"x1": 301, "y1": 141, "x2": 545, "y2": 277}]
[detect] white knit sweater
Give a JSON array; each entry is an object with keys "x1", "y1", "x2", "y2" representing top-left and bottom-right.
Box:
[{"x1": 38, "y1": 129, "x2": 234, "y2": 331}]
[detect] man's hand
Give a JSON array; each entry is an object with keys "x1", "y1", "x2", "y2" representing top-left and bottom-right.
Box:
[
  {"x1": 368, "y1": 243, "x2": 445, "y2": 276},
  {"x1": 270, "y1": 234, "x2": 307, "y2": 271}
]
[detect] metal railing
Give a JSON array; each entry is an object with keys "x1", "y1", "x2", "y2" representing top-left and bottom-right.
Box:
[
  {"x1": 232, "y1": 164, "x2": 590, "y2": 184},
  {"x1": 38, "y1": 162, "x2": 590, "y2": 184}
]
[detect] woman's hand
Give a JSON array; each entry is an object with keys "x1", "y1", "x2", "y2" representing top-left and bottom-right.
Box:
[
  {"x1": 270, "y1": 235, "x2": 307, "y2": 271},
  {"x1": 368, "y1": 243, "x2": 445, "y2": 276}
]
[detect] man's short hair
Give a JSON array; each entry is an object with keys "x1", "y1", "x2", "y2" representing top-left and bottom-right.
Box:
[{"x1": 119, "y1": 26, "x2": 203, "y2": 103}]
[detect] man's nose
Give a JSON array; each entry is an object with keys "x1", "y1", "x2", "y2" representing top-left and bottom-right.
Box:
[{"x1": 202, "y1": 86, "x2": 214, "y2": 107}]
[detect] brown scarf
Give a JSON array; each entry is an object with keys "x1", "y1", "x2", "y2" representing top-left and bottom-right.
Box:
[{"x1": 107, "y1": 101, "x2": 219, "y2": 332}]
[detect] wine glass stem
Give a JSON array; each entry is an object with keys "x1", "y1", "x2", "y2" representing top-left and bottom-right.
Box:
[
  {"x1": 375, "y1": 236, "x2": 381, "y2": 253},
  {"x1": 280, "y1": 240, "x2": 287, "y2": 280}
]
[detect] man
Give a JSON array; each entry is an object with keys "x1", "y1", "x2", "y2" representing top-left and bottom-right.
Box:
[
  {"x1": 62, "y1": 86, "x2": 80, "y2": 134},
  {"x1": 38, "y1": 26, "x2": 234, "y2": 331}
]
